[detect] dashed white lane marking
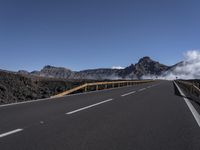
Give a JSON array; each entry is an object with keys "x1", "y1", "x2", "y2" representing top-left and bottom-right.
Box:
[
  {"x1": 174, "y1": 81, "x2": 200, "y2": 127},
  {"x1": 138, "y1": 88, "x2": 146, "y2": 92},
  {"x1": 121, "y1": 84, "x2": 158, "y2": 97},
  {"x1": 121, "y1": 91, "x2": 136, "y2": 97},
  {"x1": 0, "y1": 129, "x2": 23, "y2": 138},
  {"x1": 66, "y1": 99, "x2": 113, "y2": 115}
]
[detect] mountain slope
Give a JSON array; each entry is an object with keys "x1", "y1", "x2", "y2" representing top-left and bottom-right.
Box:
[
  {"x1": 130, "y1": 56, "x2": 169, "y2": 78},
  {"x1": 30, "y1": 65, "x2": 74, "y2": 78}
]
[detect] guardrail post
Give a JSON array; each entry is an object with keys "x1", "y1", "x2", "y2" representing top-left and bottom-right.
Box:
[
  {"x1": 105, "y1": 84, "x2": 107, "y2": 89},
  {"x1": 96, "y1": 85, "x2": 98, "y2": 91},
  {"x1": 112, "y1": 83, "x2": 114, "y2": 88},
  {"x1": 84, "y1": 86, "x2": 87, "y2": 92}
]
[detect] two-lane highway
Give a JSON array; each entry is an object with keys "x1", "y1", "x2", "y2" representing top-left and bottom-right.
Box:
[{"x1": 0, "y1": 81, "x2": 200, "y2": 150}]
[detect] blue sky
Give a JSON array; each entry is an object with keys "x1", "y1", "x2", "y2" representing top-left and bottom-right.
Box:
[{"x1": 0, "y1": 0, "x2": 200, "y2": 71}]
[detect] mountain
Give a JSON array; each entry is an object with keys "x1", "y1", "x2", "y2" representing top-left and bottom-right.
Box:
[
  {"x1": 18, "y1": 57, "x2": 171, "y2": 80},
  {"x1": 30, "y1": 65, "x2": 74, "y2": 78},
  {"x1": 132, "y1": 56, "x2": 169, "y2": 78}
]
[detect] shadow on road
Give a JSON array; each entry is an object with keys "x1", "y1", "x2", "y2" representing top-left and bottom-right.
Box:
[
  {"x1": 173, "y1": 82, "x2": 182, "y2": 97},
  {"x1": 173, "y1": 82, "x2": 200, "y2": 106}
]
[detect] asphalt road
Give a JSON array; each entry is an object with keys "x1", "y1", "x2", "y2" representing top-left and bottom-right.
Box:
[{"x1": 0, "y1": 81, "x2": 200, "y2": 150}]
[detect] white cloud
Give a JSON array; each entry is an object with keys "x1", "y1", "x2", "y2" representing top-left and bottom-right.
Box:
[
  {"x1": 161, "y1": 50, "x2": 200, "y2": 80},
  {"x1": 112, "y1": 66, "x2": 125, "y2": 69},
  {"x1": 142, "y1": 50, "x2": 200, "y2": 80}
]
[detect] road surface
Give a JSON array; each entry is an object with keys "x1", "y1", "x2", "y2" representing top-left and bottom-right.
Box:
[{"x1": 0, "y1": 81, "x2": 200, "y2": 150}]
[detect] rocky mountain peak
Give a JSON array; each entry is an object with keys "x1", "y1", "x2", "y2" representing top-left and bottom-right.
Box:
[
  {"x1": 42, "y1": 65, "x2": 71, "y2": 71},
  {"x1": 31, "y1": 65, "x2": 73, "y2": 78},
  {"x1": 43, "y1": 65, "x2": 55, "y2": 69},
  {"x1": 18, "y1": 70, "x2": 29, "y2": 75},
  {"x1": 135, "y1": 56, "x2": 169, "y2": 77},
  {"x1": 138, "y1": 56, "x2": 153, "y2": 64}
]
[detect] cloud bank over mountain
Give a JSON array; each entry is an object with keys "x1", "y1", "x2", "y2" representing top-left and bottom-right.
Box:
[{"x1": 156, "y1": 50, "x2": 200, "y2": 80}]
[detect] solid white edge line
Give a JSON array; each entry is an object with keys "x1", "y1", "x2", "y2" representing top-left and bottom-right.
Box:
[
  {"x1": 0, "y1": 98, "x2": 52, "y2": 108},
  {"x1": 174, "y1": 81, "x2": 200, "y2": 127},
  {"x1": 66, "y1": 99, "x2": 113, "y2": 115},
  {"x1": 0, "y1": 129, "x2": 23, "y2": 138},
  {"x1": 121, "y1": 91, "x2": 136, "y2": 97}
]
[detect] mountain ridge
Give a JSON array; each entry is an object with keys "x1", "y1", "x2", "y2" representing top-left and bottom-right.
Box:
[{"x1": 17, "y1": 56, "x2": 175, "y2": 80}]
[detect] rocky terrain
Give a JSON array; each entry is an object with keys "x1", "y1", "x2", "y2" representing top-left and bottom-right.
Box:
[{"x1": 0, "y1": 71, "x2": 86, "y2": 104}]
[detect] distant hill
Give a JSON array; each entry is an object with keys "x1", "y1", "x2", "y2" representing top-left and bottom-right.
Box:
[
  {"x1": 30, "y1": 65, "x2": 75, "y2": 78},
  {"x1": 18, "y1": 56, "x2": 173, "y2": 80}
]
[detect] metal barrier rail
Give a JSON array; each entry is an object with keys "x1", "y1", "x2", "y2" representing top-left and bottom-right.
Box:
[
  {"x1": 51, "y1": 80, "x2": 154, "y2": 98},
  {"x1": 175, "y1": 80, "x2": 200, "y2": 99}
]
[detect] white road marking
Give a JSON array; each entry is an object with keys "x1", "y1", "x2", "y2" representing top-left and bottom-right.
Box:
[
  {"x1": 174, "y1": 81, "x2": 200, "y2": 127},
  {"x1": 138, "y1": 88, "x2": 146, "y2": 92},
  {"x1": 40, "y1": 121, "x2": 44, "y2": 124},
  {"x1": 0, "y1": 129, "x2": 23, "y2": 138},
  {"x1": 0, "y1": 98, "x2": 52, "y2": 108},
  {"x1": 66, "y1": 99, "x2": 113, "y2": 115},
  {"x1": 147, "y1": 86, "x2": 152, "y2": 88},
  {"x1": 121, "y1": 91, "x2": 136, "y2": 97}
]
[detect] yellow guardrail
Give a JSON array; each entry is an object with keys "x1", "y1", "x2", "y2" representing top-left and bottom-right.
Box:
[{"x1": 51, "y1": 80, "x2": 154, "y2": 98}]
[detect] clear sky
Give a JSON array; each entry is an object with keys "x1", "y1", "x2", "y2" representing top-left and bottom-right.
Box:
[{"x1": 0, "y1": 0, "x2": 200, "y2": 71}]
